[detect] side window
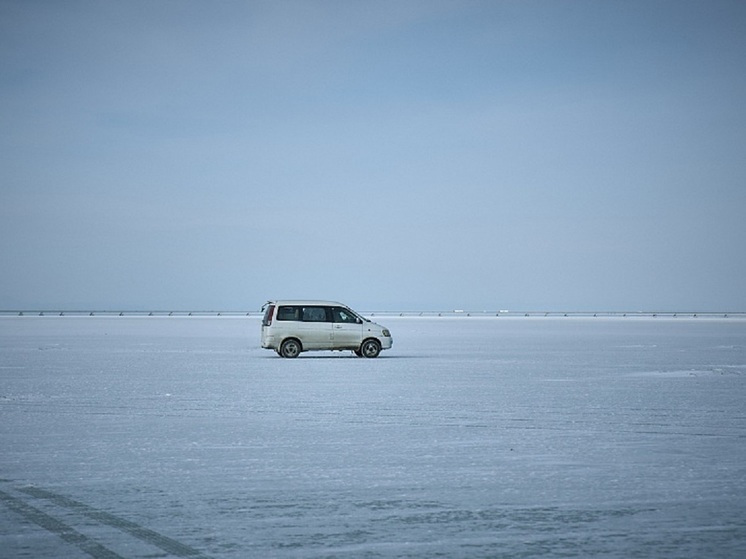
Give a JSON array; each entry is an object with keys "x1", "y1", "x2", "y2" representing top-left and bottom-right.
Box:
[
  {"x1": 332, "y1": 307, "x2": 359, "y2": 324},
  {"x1": 301, "y1": 306, "x2": 329, "y2": 322},
  {"x1": 276, "y1": 306, "x2": 300, "y2": 321}
]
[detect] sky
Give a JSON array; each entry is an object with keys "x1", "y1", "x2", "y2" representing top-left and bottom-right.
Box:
[{"x1": 1, "y1": 0, "x2": 745, "y2": 312}]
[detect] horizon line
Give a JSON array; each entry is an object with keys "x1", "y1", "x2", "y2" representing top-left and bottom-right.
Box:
[{"x1": 1, "y1": 309, "x2": 745, "y2": 318}]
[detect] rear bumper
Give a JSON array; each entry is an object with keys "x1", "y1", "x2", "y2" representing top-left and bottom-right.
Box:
[{"x1": 261, "y1": 334, "x2": 277, "y2": 350}]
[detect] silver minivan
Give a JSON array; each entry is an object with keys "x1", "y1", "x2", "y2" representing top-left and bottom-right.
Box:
[{"x1": 261, "y1": 300, "x2": 393, "y2": 358}]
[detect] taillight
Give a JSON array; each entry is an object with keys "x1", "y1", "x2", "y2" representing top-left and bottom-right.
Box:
[{"x1": 263, "y1": 305, "x2": 275, "y2": 326}]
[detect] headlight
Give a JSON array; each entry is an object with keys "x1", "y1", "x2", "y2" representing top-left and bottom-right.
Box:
[{"x1": 382, "y1": 329, "x2": 391, "y2": 337}]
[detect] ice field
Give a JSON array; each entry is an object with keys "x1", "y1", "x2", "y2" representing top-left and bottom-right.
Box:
[{"x1": 1, "y1": 314, "x2": 745, "y2": 558}]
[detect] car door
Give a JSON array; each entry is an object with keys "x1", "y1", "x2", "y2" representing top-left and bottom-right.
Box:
[
  {"x1": 330, "y1": 306, "x2": 364, "y2": 349},
  {"x1": 297, "y1": 306, "x2": 333, "y2": 349}
]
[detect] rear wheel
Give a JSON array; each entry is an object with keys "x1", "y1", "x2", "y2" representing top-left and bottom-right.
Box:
[
  {"x1": 280, "y1": 338, "x2": 301, "y2": 358},
  {"x1": 360, "y1": 339, "x2": 381, "y2": 358}
]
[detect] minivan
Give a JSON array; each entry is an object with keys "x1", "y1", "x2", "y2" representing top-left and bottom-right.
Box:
[{"x1": 261, "y1": 300, "x2": 393, "y2": 358}]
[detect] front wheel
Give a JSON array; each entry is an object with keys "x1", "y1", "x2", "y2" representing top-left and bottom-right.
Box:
[
  {"x1": 280, "y1": 338, "x2": 301, "y2": 358},
  {"x1": 360, "y1": 339, "x2": 381, "y2": 358}
]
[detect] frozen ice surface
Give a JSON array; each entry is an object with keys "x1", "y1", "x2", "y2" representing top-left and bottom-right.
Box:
[{"x1": 1, "y1": 315, "x2": 745, "y2": 558}]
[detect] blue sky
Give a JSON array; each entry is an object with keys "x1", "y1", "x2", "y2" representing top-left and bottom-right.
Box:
[{"x1": 2, "y1": 0, "x2": 745, "y2": 312}]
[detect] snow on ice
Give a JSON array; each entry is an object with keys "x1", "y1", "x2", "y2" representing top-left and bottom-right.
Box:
[{"x1": 1, "y1": 315, "x2": 745, "y2": 558}]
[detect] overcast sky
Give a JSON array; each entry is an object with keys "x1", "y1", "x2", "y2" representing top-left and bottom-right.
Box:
[{"x1": 2, "y1": 0, "x2": 745, "y2": 312}]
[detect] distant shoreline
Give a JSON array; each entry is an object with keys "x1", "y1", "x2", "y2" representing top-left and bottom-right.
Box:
[{"x1": 2, "y1": 310, "x2": 745, "y2": 319}]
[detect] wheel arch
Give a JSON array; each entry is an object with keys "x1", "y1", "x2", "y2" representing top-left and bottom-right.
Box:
[{"x1": 281, "y1": 336, "x2": 303, "y2": 349}]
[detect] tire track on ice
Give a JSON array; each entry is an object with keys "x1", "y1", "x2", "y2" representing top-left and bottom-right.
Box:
[
  {"x1": 1, "y1": 485, "x2": 213, "y2": 558},
  {"x1": 0, "y1": 488, "x2": 123, "y2": 559}
]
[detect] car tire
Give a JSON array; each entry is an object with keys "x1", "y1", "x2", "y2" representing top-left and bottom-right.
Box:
[
  {"x1": 280, "y1": 338, "x2": 301, "y2": 358},
  {"x1": 360, "y1": 339, "x2": 381, "y2": 358}
]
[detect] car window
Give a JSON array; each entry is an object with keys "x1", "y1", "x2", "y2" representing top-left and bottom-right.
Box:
[
  {"x1": 332, "y1": 307, "x2": 359, "y2": 323},
  {"x1": 276, "y1": 306, "x2": 300, "y2": 321},
  {"x1": 301, "y1": 306, "x2": 329, "y2": 322}
]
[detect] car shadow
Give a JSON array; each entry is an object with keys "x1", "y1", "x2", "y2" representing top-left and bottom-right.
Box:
[{"x1": 260, "y1": 354, "x2": 423, "y2": 359}]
